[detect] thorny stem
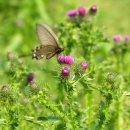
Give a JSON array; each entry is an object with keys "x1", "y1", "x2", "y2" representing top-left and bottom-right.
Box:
[
  {"x1": 72, "y1": 72, "x2": 91, "y2": 86},
  {"x1": 25, "y1": 116, "x2": 45, "y2": 127},
  {"x1": 65, "y1": 82, "x2": 78, "y2": 129}
]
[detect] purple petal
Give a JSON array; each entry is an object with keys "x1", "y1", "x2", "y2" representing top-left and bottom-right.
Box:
[
  {"x1": 67, "y1": 9, "x2": 78, "y2": 17},
  {"x1": 113, "y1": 35, "x2": 121, "y2": 42},
  {"x1": 124, "y1": 35, "x2": 130, "y2": 41}
]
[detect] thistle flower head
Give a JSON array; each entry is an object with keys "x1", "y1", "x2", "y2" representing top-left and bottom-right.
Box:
[
  {"x1": 67, "y1": 9, "x2": 78, "y2": 17},
  {"x1": 61, "y1": 67, "x2": 70, "y2": 77},
  {"x1": 1, "y1": 85, "x2": 9, "y2": 93},
  {"x1": 105, "y1": 72, "x2": 118, "y2": 85},
  {"x1": 78, "y1": 6, "x2": 86, "y2": 16},
  {"x1": 0, "y1": 85, "x2": 10, "y2": 97},
  {"x1": 113, "y1": 35, "x2": 121, "y2": 42},
  {"x1": 64, "y1": 56, "x2": 74, "y2": 65},
  {"x1": 124, "y1": 35, "x2": 130, "y2": 41},
  {"x1": 90, "y1": 5, "x2": 97, "y2": 14},
  {"x1": 58, "y1": 55, "x2": 74, "y2": 65},
  {"x1": 79, "y1": 61, "x2": 88, "y2": 70},
  {"x1": 58, "y1": 55, "x2": 65, "y2": 64},
  {"x1": 27, "y1": 73, "x2": 35, "y2": 82}
]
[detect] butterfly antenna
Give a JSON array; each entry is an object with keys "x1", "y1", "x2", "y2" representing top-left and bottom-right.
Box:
[{"x1": 19, "y1": 54, "x2": 32, "y2": 58}]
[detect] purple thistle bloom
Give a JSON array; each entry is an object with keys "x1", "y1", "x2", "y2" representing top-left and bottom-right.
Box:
[
  {"x1": 67, "y1": 9, "x2": 78, "y2": 17},
  {"x1": 27, "y1": 73, "x2": 34, "y2": 82},
  {"x1": 61, "y1": 67, "x2": 70, "y2": 77},
  {"x1": 78, "y1": 6, "x2": 86, "y2": 16},
  {"x1": 64, "y1": 56, "x2": 74, "y2": 65},
  {"x1": 90, "y1": 5, "x2": 97, "y2": 14},
  {"x1": 113, "y1": 35, "x2": 122, "y2": 42},
  {"x1": 79, "y1": 61, "x2": 88, "y2": 70},
  {"x1": 124, "y1": 35, "x2": 130, "y2": 41},
  {"x1": 58, "y1": 55, "x2": 65, "y2": 64},
  {"x1": 58, "y1": 55, "x2": 74, "y2": 65}
]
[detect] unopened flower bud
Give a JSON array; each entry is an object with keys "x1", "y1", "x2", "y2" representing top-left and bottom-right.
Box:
[
  {"x1": 1, "y1": 85, "x2": 10, "y2": 96},
  {"x1": 105, "y1": 72, "x2": 117, "y2": 84},
  {"x1": 7, "y1": 52, "x2": 15, "y2": 60},
  {"x1": 79, "y1": 61, "x2": 88, "y2": 70},
  {"x1": 29, "y1": 81, "x2": 37, "y2": 89}
]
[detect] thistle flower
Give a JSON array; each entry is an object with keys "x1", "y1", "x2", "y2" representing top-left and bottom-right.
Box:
[
  {"x1": 61, "y1": 67, "x2": 70, "y2": 77},
  {"x1": 27, "y1": 73, "x2": 35, "y2": 82},
  {"x1": 58, "y1": 55, "x2": 65, "y2": 64},
  {"x1": 1, "y1": 85, "x2": 9, "y2": 93},
  {"x1": 90, "y1": 5, "x2": 97, "y2": 14},
  {"x1": 64, "y1": 56, "x2": 74, "y2": 65},
  {"x1": 113, "y1": 35, "x2": 121, "y2": 42},
  {"x1": 124, "y1": 35, "x2": 130, "y2": 41},
  {"x1": 78, "y1": 6, "x2": 86, "y2": 16},
  {"x1": 67, "y1": 9, "x2": 78, "y2": 17},
  {"x1": 105, "y1": 72, "x2": 118, "y2": 85},
  {"x1": 58, "y1": 55, "x2": 74, "y2": 65},
  {"x1": 1, "y1": 85, "x2": 10, "y2": 97},
  {"x1": 79, "y1": 61, "x2": 88, "y2": 70},
  {"x1": 75, "y1": 61, "x2": 88, "y2": 75}
]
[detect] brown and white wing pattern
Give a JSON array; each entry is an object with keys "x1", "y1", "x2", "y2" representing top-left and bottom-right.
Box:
[
  {"x1": 20, "y1": 24, "x2": 63, "y2": 60},
  {"x1": 32, "y1": 24, "x2": 62, "y2": 60},
  {"x1": 36, "y1": 24, "x2": 59, "y2": 47},
  {"x1": 32, "y1": 45, "x2": 57, "y2": 60}
]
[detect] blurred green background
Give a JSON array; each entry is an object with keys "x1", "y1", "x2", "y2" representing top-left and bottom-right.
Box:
[{"x1": 0, "y1": 0, "x2": 130, "y2": 84}]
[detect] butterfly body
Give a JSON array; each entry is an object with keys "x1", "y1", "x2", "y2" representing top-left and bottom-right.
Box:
[{"x1": 32, "y1": 45, "x2": 63, "y2": 60}]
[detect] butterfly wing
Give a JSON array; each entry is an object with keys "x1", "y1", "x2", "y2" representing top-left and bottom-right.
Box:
[
  {"x1": 34, "y1": 24, "x2": 62, "y2": 60},
  {"x1": 36, "y1": 24, "x2": 59, "y2": 47},
  {"x1": 46, "y1": 52, "x2": 57, "y2": 59},
  {"x1": 32, "y1": 45, "x2": 57, "y2": 60}
]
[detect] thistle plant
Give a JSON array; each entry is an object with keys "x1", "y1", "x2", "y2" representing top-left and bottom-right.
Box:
[
  {"x1": 111, "y1": 34, "x2": 130, "y2": 73},
  {"x1": 57, "y1": 5, "x2": 107, "y2": 63},
  {"x1": 0, "y1": 4, "x2": 130, "y2": 130}
]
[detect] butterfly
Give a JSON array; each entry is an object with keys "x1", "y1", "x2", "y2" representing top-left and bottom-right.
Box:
[{"x1": 20, "y1": 24, "x2": 63, "y2": 60}]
